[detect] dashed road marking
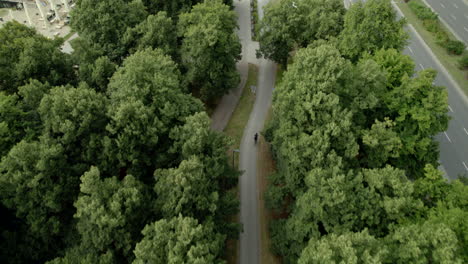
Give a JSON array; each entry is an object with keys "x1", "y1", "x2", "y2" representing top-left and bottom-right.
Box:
[
  {"x1": 419, "y1": 63, "x2": 425, "y2": 70},
  {"x1": 463, "y1": 162, "x2": 468, "y2": 171},
  {"x1": 444, "y1": 132, "x2": 452, "y2": 142},
  {"x1": 450, "y1": 14, "x2": 457, "y2": 20},
  {"x1": 464, "y1": 27, "x2": 468, "y2": 33},
  {"x1": 448, "y1": 105, "x2": 454, "y2": 112},
  {"x1": 464, "y1": 127, "x2": 468, "y2": 135},
  {"x1": 408, "y1": 47, "x2": 414, "y2": 54},
  {"x1": 453, "y1": 3, "x2": 458, "y2": 8},
  {"x1": 440, "y1": 3, "x2": 445, "y2": 8}
]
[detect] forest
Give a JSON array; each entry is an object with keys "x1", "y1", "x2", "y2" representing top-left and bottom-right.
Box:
[
  {"x1": 0, "y1": 0, "x2": 240, "y2": 263},
  {"x1": 1, "y1": 0, "x2": 467, "y2": 263},
  {"x1": 259, "y1": 0, "x2": 467, "y2": 263}
]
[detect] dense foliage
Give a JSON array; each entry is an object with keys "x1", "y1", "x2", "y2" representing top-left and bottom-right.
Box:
[
  {"x1": 0, "y1": 1, "x2": 240, "y2": 263},
  {"x1": 263, "y1": 0, "x2": 466, "y2": 263}
]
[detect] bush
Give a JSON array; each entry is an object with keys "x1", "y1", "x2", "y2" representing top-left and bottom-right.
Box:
[
  {"x1": 459, "y1": 54, "x2": 468, "y2": 69},
  {"x1": 408, "y1": 1, "x2": 438, "y2": 20},
  {"x1": 446, "y1": 40, "x2": 466, "y2": 55},
  {"x1": 422, "y1": 19, "x2": 441, "y2": 33}
]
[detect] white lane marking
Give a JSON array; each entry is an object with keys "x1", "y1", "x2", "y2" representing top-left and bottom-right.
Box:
[
  {"x1": 450, "y1": 14, "x2": 457, "y2": 20},
  {"x1": 464, "y1": 27, "x2": 468, "y2": 33},
  {"x1": 408, "y1": 47, "x2": 414, "y2": 54},
  {"x1": 440, "y1": 3, "x2": 445, "y2": 8},
  {"x1": 464, "y1": 127, "x2": 468, "y2": 135},
  {"x1": 444, "y1": 132, "x2": 452, "y2": 142},
  {"x1": 419, "y1": 63, "x2": 425, "y2": 70},
  {"x1": 463, "y1": 162, "x2": 468, "y2": 171},
  {"x1": 448, "y1": 105, "x2": 454, "y2": 112},
  {"x1": 453, "y1": 4, "x2": 458, "y2": 8}
]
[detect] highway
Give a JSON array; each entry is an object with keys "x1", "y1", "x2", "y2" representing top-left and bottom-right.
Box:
[
  {"x1": 423, "y1": 0, "x2": 468, "y2": 45},
  {"x1": 403, "y1": 24, "x2": 468, "y2": 180}
]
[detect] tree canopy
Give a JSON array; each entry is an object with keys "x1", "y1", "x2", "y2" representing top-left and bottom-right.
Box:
[
  {"x1": 178, "y1": 0, "x2": 241, "y2": 102},
  {"x1": 258, "y1": 0, "x2": 346, "y2": 65}
]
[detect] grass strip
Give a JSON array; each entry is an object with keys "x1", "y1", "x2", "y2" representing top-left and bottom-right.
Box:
[
  {"x1": 223, "y1": 63, "x2": 258, "y2": 264},
  {"x1": 251, "y1": 0, "x2": 259, "y2": 41},
  {"x1": 397, "y1": 0, "x2": 468, "y2": 94}
]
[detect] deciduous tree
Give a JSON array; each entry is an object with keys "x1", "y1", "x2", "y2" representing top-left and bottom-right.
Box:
[
  {"x1": 338, "y1": 0, "x2": 408, "y2": 62},
  {"x1": 178, "y1": 0, "x2": 241, "y2": 102},
  {"x1": 133, "y1": 216, "x2": 225, "y2": 264}
]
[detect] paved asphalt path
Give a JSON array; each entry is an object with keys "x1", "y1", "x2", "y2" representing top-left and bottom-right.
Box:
[
  {"x1": 237, "y1": 0, "x2": 276, "y2": 263},
  {"x1": 423, "y1": 0, "x2": 468, "y2": 45}
]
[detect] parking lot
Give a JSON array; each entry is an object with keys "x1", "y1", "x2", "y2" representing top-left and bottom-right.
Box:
[{"x1": 0, "y1": 0, "x2": 73, "y2": 39}]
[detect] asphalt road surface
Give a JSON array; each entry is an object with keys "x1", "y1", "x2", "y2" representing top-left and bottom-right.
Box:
[
  {"x1": 238, "y1": 0, "x2": 276, "y2": 263},
  {"x1": 423, "y1": 0, "x2": 468, "y2": 45},
  {"x1": 403, "y1": 24, "x2": 468, "y2": 180}
]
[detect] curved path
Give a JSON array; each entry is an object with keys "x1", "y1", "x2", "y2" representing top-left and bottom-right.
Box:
[
  {"x1": 210, "y1": 1, "x2": 276, "y2": 262},
  {"x1": 237, "y1": 1, "x2": 276, "y2": 264}
]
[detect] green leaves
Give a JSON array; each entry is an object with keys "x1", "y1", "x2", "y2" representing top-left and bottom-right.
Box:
[
  {"x1": 133, "y1": 216, "x2": 225, "y2": 264},
  {"x1": 298, "y1": 230, "x2": 386, "y2": 264},
  {"x1": 178, "y1": 0, "x2": 241, "y2": 102},
  {"x1": 338, "y1": 0, "x2": 408, "y2": 62},
  {"x1": 71, "y1": 0, "x2": 148, "y2": 61},
  {"x1": 74, "y1": 167, "x2": 149, "y2": 258},
  {"x1": 258, "y1": 0, "x2": 346, "y2": 65},
  {"x1": 0, "y1": 22, "x2": 73, "y2": 93}
]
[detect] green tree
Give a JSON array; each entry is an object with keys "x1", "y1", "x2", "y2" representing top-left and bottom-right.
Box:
[
  {"x1": 178, "y1": 0, "x2": 241, "y2": 102},
  {"x1": 39, "y1": 84, "x2": 108, "y2": 163},
  {"x1": 370, "y1": 48, "x2": 415, "y2": 90},
  {"x1": 77, "y1": 56, "x2": 117, "y2": 92},
  {"x1": 270, "y1": 44, "x2": 363, "y2": 195},
  {"x1": 154, "y1": 156, "x2": 219, "y2": 219},
  {"x1": 70, "y1": 0, "x2": 148, "y2": 61},
  {"x1": 46, "y1": 247, "x2": 115, "y2": 264},
  {"x1": 0, "y1": 93, "x2": 25, "y2": 157},
  {"x1": 361, "y1": 118, "x2": 402, "y2": 168},
  {"x1": 133, "y1": 216, "x2": 225, "y2": 264},
  {"x1": 278, "y1": 166, "x2": 421, "y2": 262},
  {"x1": 0, "y1": 141, "x2": 80, "y2": 256},
  {"x1": 387, "y1": 222, "x2": 463, "y2": 263},
  {"x1": 141, "y1": 0, "x2": 202, "y2": 16},
  {"x1": 123, "y1": 12, "x2": 177, "y2": 57},
  {"x1": 105, "y1": 48, "x2": 202, "y2": 179},
  {"x1": 338, "y1": 0, "x2": 408, "y2": 62},
  {"x1": 258, "y1": 0, "x2": 345, "y2": 65},
  {"x1": 0, "y1": 21, "x2": 74, "y2": 93},
  {"x1": 298, "y1": 230, "x2": 387, "y2": 264},
  {"x1": 74, "y1": 166, "x2": 149, "y2": 260},
  {"x1": 166, "y1": 112, "x2": 240, "y2": 236},
  {"x1": 16, "y1": 80, "x2": 51, "y2": 138},
  {"x1": 387, "y1": 70, "x2": 449, "y2": 177}
]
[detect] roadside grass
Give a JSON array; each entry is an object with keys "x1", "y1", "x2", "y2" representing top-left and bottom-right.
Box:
[
  {"x1": 224, "y1": 63, "x2": 259, "y2": 160},
  {"x1": 251, "y1": 0, "x2": 259, "y2": 41},
  {"x1": 223, "y1": 63, "x2": 258, "y2": 264},
  {"x1": 396, "y1": 0, "x2": 468, "y2": 94},
  {"x1": 257, "y1": 65, "x2": 284, "y2": 264}
]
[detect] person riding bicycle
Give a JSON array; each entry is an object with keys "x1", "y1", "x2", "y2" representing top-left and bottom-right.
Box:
[{"x1": 254, "y1": 133, "x2": 258, "y2": 144}]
